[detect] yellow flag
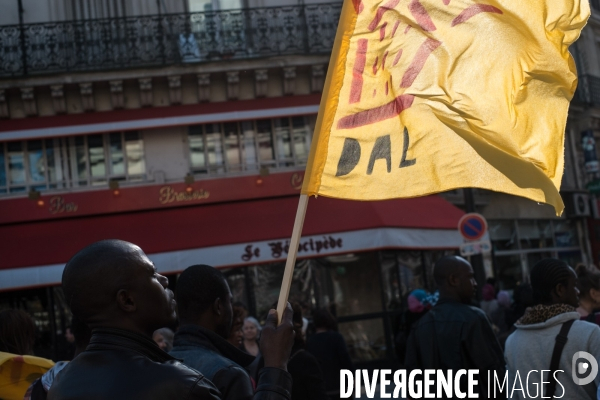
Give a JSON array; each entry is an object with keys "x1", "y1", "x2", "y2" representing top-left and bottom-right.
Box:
[
  {"x1": 0, "y1": 352, "x2": 54, "y2": 400},
  {"x1": 302, "y1": 0, "x2": 590, "y2": 215}
]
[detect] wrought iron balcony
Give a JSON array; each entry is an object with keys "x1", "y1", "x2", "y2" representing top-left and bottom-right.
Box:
[{"x1": 0, "y1": 3, "x2": 341, "y2": 78}]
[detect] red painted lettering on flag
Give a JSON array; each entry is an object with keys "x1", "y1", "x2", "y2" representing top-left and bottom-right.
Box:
[
  {"x1": 352, "y1": 0, "x2": 363, "y2": 14},
  {"x1": 392, "y1": 49, "x2": 403, "y2": 66},
  {"x1": 337, "y1": 95, "x2": 415, "y2": 129},
  {"x1": 451, "y1": 4, "x2": 502, "y2": 26},
  {"x1": 404, "y1": 25, "x2": 412, "y2": 34},
  {"x1": 391, "y1": 20, "x2": 400, "y2": 37},
  {"x1": 349, "y1": 39, "x2": 368, "y2": 104},
  {"x1": 380, "y1": 22, "x2": 388, "y2": 41},
  {"x1": 368, "y1": 0, "x2": 400, "y2": 31},
  {"x1": 409, "y1": 0, "x2": 437, "y2": 31},
  {"x1": 400, "y1": 38, "x2": 441, "y2": 88},
  {"x1": 382, "y1": 51, "x2": 389, "y2": 69},
  {"x1": 373, "y1": 56, "x2": 380, "y2": 75}
]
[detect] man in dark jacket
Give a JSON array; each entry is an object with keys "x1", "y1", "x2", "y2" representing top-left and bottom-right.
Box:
[
  {"x1": 48, "y1": 240, "x2": 294, "y2": 400},
  {"x1": 404, "y1": 256, "x2": 505, "y2": 399},
  {"x1": 170, "y1": 265, "x2": 257, "y2": 400}
]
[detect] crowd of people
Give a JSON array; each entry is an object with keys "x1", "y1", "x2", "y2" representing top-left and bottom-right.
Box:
[
  {"x1": 401, "y1": 256, "x2": 600, "y2": 399},
  {"x1": 0, "y1": 240, "x2": 353, "y2": 400},
  {"x1": 3, "y1": 239, "x2": 600, "y2": 399}
]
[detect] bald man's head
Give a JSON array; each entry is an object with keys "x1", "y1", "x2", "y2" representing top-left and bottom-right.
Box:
[
  {"x1": 62, "y1": 240, "x2": 176, "y2": 335},
  {"x1": 433, "y1": 256, "x2": 477, "y2": 303}
]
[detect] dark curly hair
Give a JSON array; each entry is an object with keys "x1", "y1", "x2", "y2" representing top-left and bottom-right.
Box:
[
  {"x1": 530, "y1": 258, "x2": 574, "y2": 305},
  {"x1": 575, "y1": 264, "x2": 600, "y2": 302}
]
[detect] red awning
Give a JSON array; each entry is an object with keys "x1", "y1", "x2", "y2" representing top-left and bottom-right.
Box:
[{"x1": 1, "y1": 195, "x2": 464, "y2": 271}]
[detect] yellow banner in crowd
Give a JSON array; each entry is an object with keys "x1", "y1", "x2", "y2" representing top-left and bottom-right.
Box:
[
  {"x1": 302, "y1": 0, "x2": 590, "y2": 215},
  {"x1": 0, "y1": 352, "x2": 54, "y2": 399}
]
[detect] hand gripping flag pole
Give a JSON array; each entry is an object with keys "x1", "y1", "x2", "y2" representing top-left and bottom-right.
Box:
[{"x1": 275, "y1": 194, "x2": 309, "y2": 323}]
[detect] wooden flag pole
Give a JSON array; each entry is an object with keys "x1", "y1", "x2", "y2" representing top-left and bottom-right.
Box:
[{"x1": 276, "y1": 194, "x2": 309, "y2": 323}]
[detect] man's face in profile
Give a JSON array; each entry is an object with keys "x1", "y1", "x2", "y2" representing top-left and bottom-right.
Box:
[
  {"x1": 127, "y1": 246, "x2": 177, "y2": 330},
  {"x1": 218, "y1": 287, "x2": 234, "y2": 340}
]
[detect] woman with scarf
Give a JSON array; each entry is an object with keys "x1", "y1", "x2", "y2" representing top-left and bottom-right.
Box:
[{"x1": 505, "y1": 258, "x2": 600, "y2": 399}]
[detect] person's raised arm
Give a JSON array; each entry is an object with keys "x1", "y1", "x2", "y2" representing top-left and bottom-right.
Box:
[{"x1": 254, "y1": 303, "x2": 295, "y2": 400}]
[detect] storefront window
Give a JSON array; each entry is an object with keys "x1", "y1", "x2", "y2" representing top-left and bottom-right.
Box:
[
  {"x1": 125, "y1": 132, "x2": 146, "y2": 178},
  {"x1": 554, "y1": 219, "x2": 579, "y2": 248},
  {"x1": 292, "y1": 116, "x2": 311, "y2": 163},
  {"x1": 518, "y1": 220, "x2": 544, "y2": 250},
  {"x1": 88, "y1": 134, "x2": 107, "y2": 181},
  {"x1": 247, "y1": 259, "x2": 324, "y2": 322},
  {"x1": 223, "y1": 268, "x2": 250, "y2": 309},
  {"x1": 491, "y1": 218, "x2": 584, "y2": 289},
  {"x1": 109, "y1": 133, "x2": 125, "y2": 176},
  {"x1": 338, "y1": 318, "x2": 387, "y2": 362},
  {"x1": 74, "y1": 136, "x2": 87, "y2": 184},
  {"x1": 495, "y1": 255, "x2": 523, "y2": 290},
  {"x1": 380, "y1": 253, "x2": 401, "y2": 312},
  {"x1": 213, "y1": 250, "x2": 461, "y2": 366},
  {"x1": 273, "y1": 118, "x2": 293, "y2": 165},
  {"x1": 395, "y1": 251, "x2": 426, "y2": 298},
  {"x1": 224, "y1": 122, "x2": 242, "y2": 172},
  {"x1": 206, "y1": 123, "x2": 225, "y2": 173},
  {"x1": 0, "y1": 132, "x2": 146, "y2": 195},
  {"x1": 323, "y1": 253, "x2": 382, "y2": 317},
  {"x1": 537, "y1": 220, "x2": 554, "y2": 248},
  {"x1": 7, "y1": 141, "x2": 25, "y2": 188},
  {"x1": 0, "y1": 287, "x2": 72, "y2": 361},
  {"x1": 188, "y1": 116, "x2": 312, "y2": 175},
  {"x1": 241, "y1": 121, "x2": 258, "y2": 171},
  {"x1": 27, "y1": 140, "x2": 45, "y2": 186},
  {"x1": 489, "y1": 220, "x2": 518, "y2": 251}
]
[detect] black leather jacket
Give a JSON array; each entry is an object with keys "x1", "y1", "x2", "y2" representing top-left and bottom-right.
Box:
[
  {"x1": 170, "y1": 325, "x2": 258, "y2": 400},
  {"x1": 48, "y1": 328, "x2": 292, "y2": 400},
  {"x1": 404, "y1": 299, "x2": 506, "y2": 399}
]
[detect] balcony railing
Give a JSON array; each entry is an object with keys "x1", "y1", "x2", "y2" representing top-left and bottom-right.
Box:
[{"x1": 0, "y1": 3, "x2": 341, "y2": 78}]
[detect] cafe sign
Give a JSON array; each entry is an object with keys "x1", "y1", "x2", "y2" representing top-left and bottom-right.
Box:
[
  {"x1": 241, "y1": 235, "x2": 344, "y2": 262},
  {"x1": 158, "y1": 186, "x2": 210, "y2": 204}
]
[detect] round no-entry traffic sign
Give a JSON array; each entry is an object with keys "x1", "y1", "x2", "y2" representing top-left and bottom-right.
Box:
[{"x1": 458, "y1": 213, "x2": 488, "y2": 241}]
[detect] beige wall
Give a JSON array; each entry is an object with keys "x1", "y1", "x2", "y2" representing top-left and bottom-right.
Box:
[{"x1": 480, "y1": 192, "x2": 558, "y2": 220}]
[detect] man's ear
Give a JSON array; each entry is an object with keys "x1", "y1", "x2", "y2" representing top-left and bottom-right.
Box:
[
  {"x1": 590, "y1": 288, "x2": 600, "y2": 303},
  {"x1": 553, "y1": 283, "x2": 566, "y2": 301},
  {"x1": 212, "y1": 297, "x2": 222, "y2": 316},
  {"x1": 447, "y1": 273, "x2": 458, "y2": 288},
  {"x1": 116, "y1": 289, "x2": 136, "y2": 313}
]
